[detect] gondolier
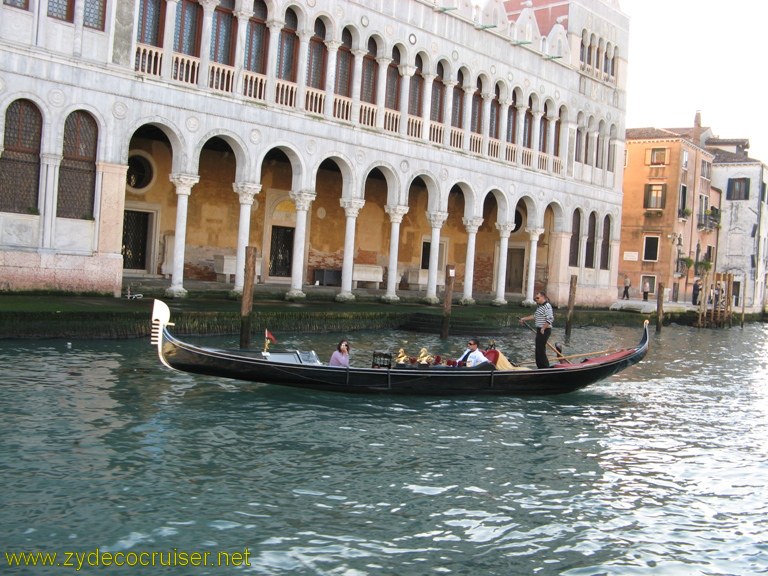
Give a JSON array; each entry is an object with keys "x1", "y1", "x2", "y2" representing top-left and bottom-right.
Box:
[{"x1": 519, "y1": 291, "x2": 555, "y2": 369}]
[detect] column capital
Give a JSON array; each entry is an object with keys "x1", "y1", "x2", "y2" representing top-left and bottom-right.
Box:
[
  {"x1": 266, "y1": 19, "x2": 284, "y2": 31},
  {"x1": 289, "y1": 189, "x2": 315, "y2": 211},
  {"x1": 462, "y1": 216, "x2": 484, "y2": 234},
  {"x1": 385, "y1": 204, "x2": 409, "y2": 224},
  {"x1": 398, "y1": 65, "x2": 416, "y2": 77},
  {"x1": 376, "y1": 56, "x2": 393, "y2": 66},
  {"x1": 340, "y1": 198, "x2": 365, "y2": 218},
  {"x1": 198, "y1": 0, "x2": 219, "y2": 13},
  {"x1": 495, "y1": 221, "x2": 516, "y2": 238},
  {"x1": 169, "y1": 173, "x2": 199, "y2": 194},
  {"x1": 426, "y1": 210, "x2": 449, "y2": 228},
  {"x1": 41, "y1": 153, "x2": 63, "y2": 164},
  {"x1": 234, "y1": 9, "x2": 253, "y2": 20},
  {"x1": 525, "y1": 227, "x2": 544, "y2": 240},
  {"x1": 324, "y1": 40, "x2": 341, "y2": 53},
  {"x1": 233, "y1": 182, "x2": 261, "y2": 205}
]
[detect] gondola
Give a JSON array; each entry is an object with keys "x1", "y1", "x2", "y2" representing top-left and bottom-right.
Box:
[{"x1": 151, "y1": 300, "x2": 649, "y2": 396}]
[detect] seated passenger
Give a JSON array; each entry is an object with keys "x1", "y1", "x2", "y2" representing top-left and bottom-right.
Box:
[
  {"x1": 329, "y1": 339, "x2": 350, "y2": 367},
  {"x1": 456, "y1": 338, "x2": 489, "y2": 367}
]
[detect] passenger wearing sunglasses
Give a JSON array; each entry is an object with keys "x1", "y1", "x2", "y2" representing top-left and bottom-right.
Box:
[{"x1": 457, "y1": 338, "x2": 489, "y2": 367}]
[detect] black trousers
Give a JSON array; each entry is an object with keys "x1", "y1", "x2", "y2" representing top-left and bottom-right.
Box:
[{"x1": 535, "y1": 327, "x2": 552, "y2": 369}]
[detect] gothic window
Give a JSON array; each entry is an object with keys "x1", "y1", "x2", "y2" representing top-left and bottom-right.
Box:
[
  {"x1": 84, "y1": 0, "x2": 106, "y2": 30},
  {"x1": 48, "y1": 0, "x2": 73, "y2": 22},
  {"x1": 276, "y1": 8, "x2": 298, "y2": 81},
  {"x1": 506, "y1": 92, "x2": 517, "y2": 143},
  {"x1": 600, "y1": 216, "x2": 611, "y2": 270},
  {"x1": 137, "y1": 0, "x2": 164, "y2": 46},
  {"x1": 408, "y1": 54, "x2": 424, "y2": 116},
  {"x1": 0, "y1": 99, "x2": 42, "y2": 215},
  {"x1": 244, "y1": 0, "x2": 268, "y2": 73},
  {"x1": 522, "y1": 97, "x2": 533, "y2": 148},
  {"x1": 360, "y1": 38, "x2": 377, "y2": 103},
  {"x1": 584, "y1": 212, "x2": 597, "y2": 269},
  {"x1": 489, "y1": 84, "x2": 500, "y2": 140},
  {"x1": 210, "y1": 0, "x2": 235, "y2": 65},
  {"x1": 335, "y1": 28, "x2": 353, "y2": 97},
  {"x1": 306, "y1": 19, "x2": 326, "y2": 90},
  {"x1": 430, "y1": 62, "x2": 446, "y2": 123},
  {"x1": 57, "y1": 111, "x2": 98, "y2": 220},
  {"x1": 470, "y1": 78, "x2": 482, "y2": 134},
  {"x1": 554, "y1": 110, "x2": 563, "y2": 157},
  {"x1": 539, "y1": 104, "x2": 549, "y2": 152},
  {"x1": 451, "y1": 70, "x2": 464, "y2": 128},
  {"x1": 174, "y1": 0, "x2": 201, "y2": 56},
  {"x1": 384, "y1": 47, "x2": 401, "y2": 110},
  {"x1": 569, "y1": 210, "x2": 581, "y2": 267}
]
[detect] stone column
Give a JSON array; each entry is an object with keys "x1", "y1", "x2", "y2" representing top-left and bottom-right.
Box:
[
  {"x1": 425, "y1": 211, "x2": 448, "y2": 303},
  {"x1": 167, "y1": 173, "x2": 200, "y2": 297},
  {"x1": 480, "y1": 91, "x2": 491, "y2": 154},
  {"x1": 197, "y1": 0, "x2": 220, "y2": 89},
  {"x1": 161, "y1": 0, "x2": 180, "y2": 79},
  {"x1": 565, "y1": 121, "x2": 577, "y2": 177},
  {"x1": 323, "y1": 40, "x2": 340, "y2": 118},
  {"x1": 461, "y1": 217, "x2": 483, "y2": 305},
  {"x1": 295, "y1": 30, "x2": 312, "y2": 109},
  {"x1": 265, "y1": 19, "x2": 283, "y2": 103},
  {"x1": 546, "y1": 113, "x2": 558, "y2": 170},
  {"x1": 442, "y1": 80, "x2": 456, "y2": 147},
  {"x1": 515, "y1": 105, "x2": 526, "y2": 148},
  {"x1": 374, "y1": 56, "x2": 391, "y2": 129},
  {"x1": 383, "y1": 205, "x2": 409, "y2": 302},
  {"x1": 233, "y1": 8, "x2": 253, "y2": 95},
  {"x1": 232, "y1": 182, "x2": 261, "y2": 292},
  {"x1": 72, "y1": 0, "x2": 85, "y2": 57},
  {"x1": 497, "y1": 98, "x2": 510, "y2": 156},
  {"x1": 524, "y1": 227, "x2": 544, "y2": 304},
  {"x1": 532, "y1": 111, "x2": 543, "y2": 154},
  {"x1": 350, "y1": 48, "x2": 365, "y2": 123},
  {"x1": 337, "y1": 198, "x2": 365, "y2": 301},
  {"x1": 492, "y1": 222, "x2": 515, "y2": 305},
  {"x1": 286, "y1": 189, "x2": 315, "y2": 299},
  {"x1": 420, "y1": 73, "x2": 435, "y2": 141},
  {"x1": 398, "y1": 64, "x2": 414, "y2": 136},
  {"x1": 461, "y1": 86, "x2": 473, "y2": 151}
]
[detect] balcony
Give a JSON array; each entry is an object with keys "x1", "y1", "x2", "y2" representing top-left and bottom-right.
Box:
[{"x1": 697, "y1": 209, "x2": 720, "y2": 231}]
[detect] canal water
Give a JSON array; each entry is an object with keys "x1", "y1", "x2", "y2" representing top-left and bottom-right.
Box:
[{"x1": 1, "y1": 322, "x2": 767, "y2": 575}]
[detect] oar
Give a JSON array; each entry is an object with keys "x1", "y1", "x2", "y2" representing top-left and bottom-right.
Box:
[{"x1": 521, "y1": 320, "x2": 568, "y2": 362}]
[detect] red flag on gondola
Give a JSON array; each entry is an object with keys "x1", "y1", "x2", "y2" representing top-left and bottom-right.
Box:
[{"x1": 265, "y1": 329, "x2": 277, "y2": 343}]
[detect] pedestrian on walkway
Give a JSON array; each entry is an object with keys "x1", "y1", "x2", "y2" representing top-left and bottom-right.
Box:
[
  {"x1": 642, "y1": 281, "x2": 650, "y2": 301},
  {"x1": 622, "y1": 274, "x2": 631, "y2": 300}
]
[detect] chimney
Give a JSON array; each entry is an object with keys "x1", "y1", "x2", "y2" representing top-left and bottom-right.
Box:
[{"x1": 693, "y1": 110, "x2": 702, "y2": 146}]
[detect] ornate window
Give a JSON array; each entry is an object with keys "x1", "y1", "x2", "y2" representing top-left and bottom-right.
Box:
[
  {"x1": 57, "y1": 111, "x2": 98, "y2": 220},
  {"x1": 506, "y1": 92, "x2": 517, "y2": 143},
  {"x1": 137, "y1": 0, "x2": 164, "y2": 46},
  {"x1": 584, "y1": 211, "x2": 597, "y2": 269},
  {"x1": 276, "y1": 9, "x2": 298, "y2": 81},
  {"x1": 451, "y1": 70, "x2": 464, "y2": 128},
  {"x1": 522, "y1": 97, "x2": 534, "y2": 148},
  {"x1": 174, "y1": 0, "x2": 201, "y2": 56},
  {"x1": 335, "y1": 28, "x2": 353, "y2": 97},
  {"x1": 569, "y1": 210, "x2": 581, "y2": 267},
  {"x1": 430, "y1": 62, "x2": 446, "y2": 123},
  {"x1": 384, "y1": 47, "x2": 401, "y2": 110},
  {"x1": 210, "y1": 0, "x2": 235, "y2": 65},
  {"x1": 488, "y1": 84, "x2": 500, "y2": 140},
  {"x1": 306, "y1": 19, "x2": 326, "y2": 90},
  {"x1": 470, "y1": 78, "x2": 482, "y2": 134},
  {"x1": 244, "y1": 0, "x2": 268, "y2": 73},
  {"x1": 408, "y1": 54, "x2": 424, "y2": 116},
  {"x1": 360, "y1": 38, "x2": 377, "y2": 104},
  {"x1": 0, "y1": 99, "x2": 42, "y2": 215},
  {"x1": 600, "y1": 215, "x2": 611, "y2": 270}
]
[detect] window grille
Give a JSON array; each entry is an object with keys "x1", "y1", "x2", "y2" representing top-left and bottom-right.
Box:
[
  {"x1": 137, "y1": 0, "x2": 162, "y2": 45},
  {"x1": 0, "y1": 100, "x2": 42, "y2": 214},
  {"x1": 84, "y1": 0, "x2": 106, "y2": 30},
  {"x1": 360, "y1": 39, "x2": 377, "y2": 103},
  {"x1": 48, "y1": 0, "x2": 73, "y2": 22},
  {"x1": 57, "y1": 111, "x2": 97, "y2": 220}
]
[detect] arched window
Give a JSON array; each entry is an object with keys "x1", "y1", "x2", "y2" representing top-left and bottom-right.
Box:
[
  {"x1": 210, "y1": 0, "x2": 235, "y2": 65},
  {"x1": 451, "y1": 70, "x2": 465, "y2": 128},
  {"x1": 554, "y1": 108, "x2": 563, "y2": 157},
  {"x1": 360, "y1": 37, "x2": 377, "y2": 104},
  {"x1": 430, "y1": 61, "x2": 446, "y2": 123},
  {"x1": 489, "y1": 84, "x2": 500, "y2": 140},
  {"x1": 470, "y1": 78, "x2": 482, "y2": 134},
  {"x1": 408, "y1": 54, "x2": 424, "y2": 116},
  {"x1": 244, "y1": 0, "x2": 268, "y2": 73},
  {"x1": 539, "y1": 103, "x2": 549, "y2": 152},
  {"x1": 569, "y1": 210, "x2": 581, "y2": 267},
  {"x1": 584, "y1": 211, "x2": 597, "y2": 269},
  {"x1": 137, "y1": 0, "x2": 164, "y2": 47},
  {"x1": 575, "y1": 125, "x2": 583, "y2": 162},
  {"x1": 600, "y1": 216, "x2": 611, "y2": 270},
  {"x1": 506, "y1": 92, "x2": 517, "y2": 143},
  {"x1": 276, "y1": 8, "x2": 298, "y2": 81},
  {"x1": 174, "y1": 0, "x2": 201, "y2": 57},
  {"x1": 335, "y1": 28, "x2": 353, "y2": 97},
  {"x1": 57, "y1": 111, "x2": 98, "y2": 220},
  {"x1": 306, "y1": 19, "x2": 327, "y2": 90},
  {"x1": 523, "y1": 97, "x2": 534, "y2": 148},
  {"x1": 384, "y1": 47, "x2": 401, "y2": 110},
  {"x1": 0, "y1": 99, "x2": 42, "y2": 215}
]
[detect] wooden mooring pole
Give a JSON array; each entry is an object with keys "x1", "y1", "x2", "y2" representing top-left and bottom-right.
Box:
[
  {"x1": 239, "y1": 246, "x2": 257, "y2": 349},
  {"x1": 655, "y1": 282, "x2": 664, "y2": 333},
  {"x1": 440, "y1": 265, "x2": 455, "y2": 339},
  {"x1": 565, "y1": 275, "x2": 577, "y2": 338}
]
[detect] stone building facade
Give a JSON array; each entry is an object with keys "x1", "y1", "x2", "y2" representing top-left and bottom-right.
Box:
[{"x1": 0, "y1": 0, "x2": 629, "y2": 305}]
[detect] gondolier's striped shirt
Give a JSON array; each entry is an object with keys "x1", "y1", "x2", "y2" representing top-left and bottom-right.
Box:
[{"x1": 534, "y1": 302, "x2": 554, "y2": 328}]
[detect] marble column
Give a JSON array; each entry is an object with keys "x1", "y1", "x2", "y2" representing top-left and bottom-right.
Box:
[
  {"x1": 161, "y1": 0, "x2": 180, "y2": 79},
  {"x1": 232, "y1": 182, "x2": 261, "y2": 292},
  {"x1": 286, "y1": 189, "x2": 315, "y2": 299},
  {"x1": 337, "y1": 198, "x2": 365, "y2": 301},
  {"x1": 382, "y1": 205, "x2": 409, "y2": 302},
  {"x1": 492, "y1": 222, "x2": 515, "y2": 305},
  {"x1": 461, "y1": 217, "x2": 483, "y2": 305},
  {"x1": 374, "y1": 56, "x2": 391, "y2": 129},
  {"x1": 323, "y1": 40, "x2": 340, "y2": 118},
  {"x1": 524, "y1": 227, "x2": 544, "y2": 304},
  {"x1": 166, "y1": 173, "x2": 200, "y2": 298},
  {"x1": 425, "y1": 211, "x2": 448, "y2": 303},
  {"x1": 197, "y1": 0, "x2": 219, "y2": 89}
]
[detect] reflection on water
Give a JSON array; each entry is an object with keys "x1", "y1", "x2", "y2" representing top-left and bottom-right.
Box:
[{"x1": 1, "y1": 324, "x2": 767, "y2": 575}]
